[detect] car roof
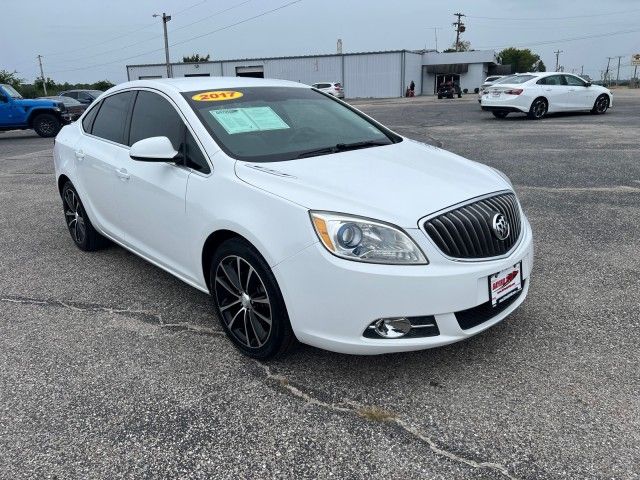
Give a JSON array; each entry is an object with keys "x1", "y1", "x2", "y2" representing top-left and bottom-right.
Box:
[{"x1": 111, "y1": 77, "x2": 308, "y2": 95}]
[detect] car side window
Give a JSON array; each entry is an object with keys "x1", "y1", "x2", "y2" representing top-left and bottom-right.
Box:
[
  {"x1": 82, "y1": 101, "x2": 101, "y2": 133},
  {"x1": 564, "y1": 75, "x2": 586, "y2": 87},
  {"x1": 78, "y1": 92, "x2": 92, "y2": 102},
  {"x1": 129, "y1": 90, "x2": 210, "y2": 174},
  {"x1": 91, "y1": 91, "x2": 134, "y2": 144},
  {"x1": 64, "y1": 92, "x2": 78, "y2": 99}
]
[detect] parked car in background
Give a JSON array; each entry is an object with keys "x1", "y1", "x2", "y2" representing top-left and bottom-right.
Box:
[
  {"x1": 0, "y1": 83, "x2": 72, "y2": 137},
  {"x1": 477, "y1": 75, "x2": 506, "y2": 102},
  {"x1": 437, "y1": 82, "x2": 462, "y2": 99},
  {"x1": 59, "y1": 89, "x2": 103, "y2": 105},
  {"x1": 38, "y1": 96, "x2": 86, "y2": 121},
  {"x1": 480, "y1": 72, "x2": 613, "y2": 119},
  {"x1": 311, "y1": 82, "x2": 344, "y2": 99},
  {"x1": 54, "y1": 77, "x2": 532, "y2": 359}
]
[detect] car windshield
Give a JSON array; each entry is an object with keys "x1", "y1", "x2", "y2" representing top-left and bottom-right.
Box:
[
  {"x1": 184, "y1": 87, "x2": 398, "y2": 162},
  {"x1": 1, "y1": 84, "x2": 23, "y2": 99},
  {"x1": 41, "y1": 96, "x2": 82, "y2": 106}
]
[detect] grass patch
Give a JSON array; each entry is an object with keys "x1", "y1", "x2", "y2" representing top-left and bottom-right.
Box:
[{"x1": 357, "y1": 406, "x2": 396, "y2": 422}]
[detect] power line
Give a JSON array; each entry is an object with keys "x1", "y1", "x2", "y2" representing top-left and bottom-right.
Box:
[
  {"x1": 40, "y1": 0, "x2": 210, "y2": 58},
  {"x1": 47, "y1": 0, "x2": 303, "y2": 75},
  {"x1": 43, "y1": 0, "x2": 255, "y2": 69},
  {"x1": 467, "y1": 8, "x2": 640, "y2": 21},
  {"x1": 478, "y1": 27, "x2": 640, "y2": 50}
]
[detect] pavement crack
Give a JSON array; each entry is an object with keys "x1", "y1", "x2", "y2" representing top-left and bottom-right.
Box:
[
  {"x1": 257, "y1": 362, "x2": 517, "y2": 480},
  {"x1": 0, "y1": 294, "x2": 223, "y2": 336}
]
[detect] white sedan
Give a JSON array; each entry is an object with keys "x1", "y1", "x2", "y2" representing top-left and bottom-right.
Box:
[
  {"x1": 54, "y1": 77, "x2": 533, "y2": 358},
  {"x1": 481, "y1": 72, "x2": 612, "y2": 119}
]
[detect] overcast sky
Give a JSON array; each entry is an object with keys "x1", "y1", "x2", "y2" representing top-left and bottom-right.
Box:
[{"x1": 2, "y1": 0, "x2": 639, "y2": 84}]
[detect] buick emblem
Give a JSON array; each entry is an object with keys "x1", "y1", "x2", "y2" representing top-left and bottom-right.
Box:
[{"x1": 492, "y1": 213, "x2": 510, "y2": 240}]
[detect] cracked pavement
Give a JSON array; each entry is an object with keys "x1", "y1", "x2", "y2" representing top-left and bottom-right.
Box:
[{"x1": 1, "y1": 92, "x2": 639, "y2": 479}]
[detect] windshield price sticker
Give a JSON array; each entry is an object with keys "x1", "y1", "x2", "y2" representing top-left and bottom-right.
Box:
[
  {"x1": 192, "y1": 91, "x2": 243, "y2": 102},
  {"x1": 210, "y1": 107, "x2": 290, "y2": 135}
]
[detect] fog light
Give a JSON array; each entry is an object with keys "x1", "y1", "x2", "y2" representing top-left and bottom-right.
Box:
[{"x1": 373, "y1": 317, "x2": 412, "y2": 338}]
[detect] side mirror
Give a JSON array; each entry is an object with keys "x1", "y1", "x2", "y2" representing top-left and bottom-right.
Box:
[
  {"x1": 585, "y1": 82, "x2": 592, "y2": 87},
  {"x1": 0, "y1": 95, "x2": 7, "y2": 103},
  {"x1": 130, "y1": 136, "x2": 179, "y2": 162}
]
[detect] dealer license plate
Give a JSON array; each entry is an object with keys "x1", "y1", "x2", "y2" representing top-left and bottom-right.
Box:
[{"x1": 489, "y1": 262, "x2": 522, "y2": 307}]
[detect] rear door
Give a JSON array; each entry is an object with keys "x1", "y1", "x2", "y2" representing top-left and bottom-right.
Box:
[
  {"x1": 120, "y1": 89, "x2": 209, "y2": 278},
  {"x1": 537, "y1": 75, "x2": 569, "y2": 112},
  {"x1": 74, "y1": 91, "x2": 135, "y2": 242}
]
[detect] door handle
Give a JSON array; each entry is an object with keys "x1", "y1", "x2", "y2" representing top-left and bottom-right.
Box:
[
  {"x1": 74, "y1": 149, "x2": 85, "y2": 160},
  {"x1": 544, "y1": 88, "x2": 552, "y2": 91},
  {"x1": 115, "y1": 168, "x2": 130, "y2": 181}
]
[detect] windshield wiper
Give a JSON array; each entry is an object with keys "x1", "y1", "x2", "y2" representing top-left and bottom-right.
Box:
[{"x1": 296, "y1": 140, "x2": 390, "y2": 159}]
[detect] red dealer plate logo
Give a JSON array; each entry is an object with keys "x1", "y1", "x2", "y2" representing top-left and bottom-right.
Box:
[{"x1": 489, "y1": 262, "x2": 523, "y2": 307}]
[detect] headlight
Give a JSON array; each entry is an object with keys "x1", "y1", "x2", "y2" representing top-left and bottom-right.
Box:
[{"x1": 310, "y1": 211, "x2": 428, "y2": 265}]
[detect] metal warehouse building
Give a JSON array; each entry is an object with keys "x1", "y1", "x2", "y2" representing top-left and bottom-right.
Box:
[{"x1": 127, "y1": 49, "x2": 506, "y2": 99}]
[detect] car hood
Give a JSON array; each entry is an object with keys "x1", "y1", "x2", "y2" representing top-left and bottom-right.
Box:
[
  {"x1": 19, "y1": 98, "x2": 63, "y2": 108},
  {"x1": 234, "y1": 139, "x2": 509, "y2": 227}
]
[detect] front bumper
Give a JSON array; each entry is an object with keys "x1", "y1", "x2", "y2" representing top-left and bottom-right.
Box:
[{"x1": 273, "y1": 216, "x2": 534, "y2": 354}]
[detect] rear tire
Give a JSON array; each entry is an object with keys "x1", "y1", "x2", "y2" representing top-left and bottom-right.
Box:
[
  {"x1": 61, "y1": 181, "x2": 109, "y2": 251},
  {"x1": 492, "y1": 111, "x2": 509, "y2": 119},
  {"x1": 591, "y1": 94, "x2": 609, "y2": 114},
  {"x1": 210, "y1": 238, "x2": 296, "y2": 359},
  {"x1": 33, "y1": 113, "x2": 61, "y2": 137},
  {"x1": 527, "y1": 98, "x2": 548, "y2": 120}
]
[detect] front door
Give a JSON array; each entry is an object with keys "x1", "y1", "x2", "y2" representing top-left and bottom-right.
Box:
[{"x1": 118, "y1": 90, "x2": 195, "y2": 279}]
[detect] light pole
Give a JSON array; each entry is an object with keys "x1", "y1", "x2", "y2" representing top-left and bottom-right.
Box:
[{"x1": 153, "y1": 13, "x2": 172, "y2": 78}]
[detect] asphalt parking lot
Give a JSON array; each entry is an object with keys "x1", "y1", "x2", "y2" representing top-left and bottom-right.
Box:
[{"x1": 1, "y1": 90, "x2": 638, "y2": 479}]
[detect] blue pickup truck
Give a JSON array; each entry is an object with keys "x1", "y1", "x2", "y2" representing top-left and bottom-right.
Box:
[{"x1": 0, "y1": 83, "x2": 73, "y2": 137}]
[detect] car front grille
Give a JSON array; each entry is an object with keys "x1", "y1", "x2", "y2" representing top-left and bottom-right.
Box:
[{"x1": 422, "y1": 192, "x2": 522, "y2": 259}]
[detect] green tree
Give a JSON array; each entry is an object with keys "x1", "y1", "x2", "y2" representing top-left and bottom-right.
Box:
[
  {"x1": 443, "y1": 40, "x2": 471, "y2": 53},
  {"x1": 497, "y1": 48, "x2": 546, "y2": 73},
  {"x1": 0, "y1": 70, "x2": 24, "y2": 89},
  {"x1": 183, "y1": 53, "x2": 211, "y2": 62},
  {"x1": 92, "y1": 80, "x2": 115, "y2": 91}
]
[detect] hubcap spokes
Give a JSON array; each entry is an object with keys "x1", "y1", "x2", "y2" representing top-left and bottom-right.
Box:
[
  {"x1": 214, "y1": 255, "x2": 272, "y2": 349},
  {"x1": 64, "y1": 190, "x2": 85, "y2": 244}
]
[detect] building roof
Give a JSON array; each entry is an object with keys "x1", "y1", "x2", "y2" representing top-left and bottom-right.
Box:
[{"x1": 127, "y1": 49, "x2": 437, "y2": 69}]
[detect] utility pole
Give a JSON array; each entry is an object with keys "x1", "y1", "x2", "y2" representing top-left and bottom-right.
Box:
[
  {"x1": 605, "y1": 57, "x2": 613, "y2": 86},
  {"x1": 36, "y1": 55, "x2": 47, "y2": 95},
  {"x1": 580, "y1": 65, "x2": 584, "y2": 76},
  {"x1": 452, "y1": 13, "x2": 466, "y2": 52},
  {"x1": 153, "y1": 13, "x2": 172, "y2": 78},
  {"x1": 615, "y1": 55, "x2": 623, "y2": 86},
  {"x1": 554, "y1": 50, "x2": 563, "y2": 71}
]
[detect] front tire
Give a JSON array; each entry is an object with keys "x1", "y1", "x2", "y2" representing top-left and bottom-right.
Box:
[
  {"x1": 61, "y1": 181, "x2": 109, "y2": 251},
  {"x1": 492, "y1": 111, "x2": 509, "y2": 119},
  {"x1": 210, "y1": 238, "x2": 296, "y2": 359},
  {"x1": 33, "y1": 113, "x2": 61, "y2": 137},
  {"x1": 591, "y1": 94, "x2": 609, "y2": 114},
  {"x1": 527, "y1": 98, "x2": 548, "y2": 120}
]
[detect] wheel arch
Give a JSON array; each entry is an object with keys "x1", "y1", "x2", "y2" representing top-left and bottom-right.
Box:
[
  {"x1": 27, "y1": 108, "x2": 60, "y2": 127},
  {"x1": 202, "y1": 229, "x2": 257, "y2": 293},
  {"x1": 57, "y1": 174, "x2": 71, "y2": 196}
]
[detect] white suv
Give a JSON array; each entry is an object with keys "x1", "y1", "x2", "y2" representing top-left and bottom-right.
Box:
[{"x1": 312, "y1": 82, "x2": 344, "y2": 99}]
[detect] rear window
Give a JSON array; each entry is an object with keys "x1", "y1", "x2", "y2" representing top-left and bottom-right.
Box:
[
  {"x1": 183, "y1": 87, "x2": 397, "y2": 162},
  {"x1": 501, "y1": 75, "x2": 536, "y2": 84}
]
